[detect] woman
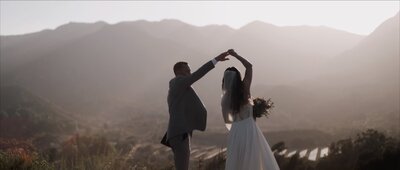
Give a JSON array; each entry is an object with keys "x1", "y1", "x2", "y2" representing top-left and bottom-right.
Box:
[{"x1": 222, "y1": 49, "x2": 280, "y2": 170}]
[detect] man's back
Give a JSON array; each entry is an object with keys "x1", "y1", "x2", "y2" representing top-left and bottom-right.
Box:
[{"x1": 167, "y1": 74, "x2": 209, "y2": 139}]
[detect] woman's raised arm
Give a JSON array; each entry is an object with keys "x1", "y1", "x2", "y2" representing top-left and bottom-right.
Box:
[{"x1": 228, "y1": 49, "x2": 252, "y2": 98}]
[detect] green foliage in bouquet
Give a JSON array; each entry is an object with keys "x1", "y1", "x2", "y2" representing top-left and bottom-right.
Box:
[{"x1": 252, "y1": 97, "x2": 274, "y2": 119}]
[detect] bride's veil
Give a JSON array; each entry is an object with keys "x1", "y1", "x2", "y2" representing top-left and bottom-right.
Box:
[{"x1": 221, "y1": 70, "x2": 237, "y2": 130}]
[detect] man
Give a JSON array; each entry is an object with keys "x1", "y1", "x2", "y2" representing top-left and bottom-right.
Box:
[{"x1": 161, "y1": 51, "x2": 230, "y2": 170}]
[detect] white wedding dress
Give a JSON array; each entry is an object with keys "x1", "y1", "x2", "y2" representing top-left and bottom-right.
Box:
[{"x1": 225, "y1": 103, "x2": 280, "y2": 170}]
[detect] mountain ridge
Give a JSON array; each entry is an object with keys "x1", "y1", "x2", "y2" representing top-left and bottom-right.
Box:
[{"x1": 0, "y1": 13, "x2": 397, "y2": 133}]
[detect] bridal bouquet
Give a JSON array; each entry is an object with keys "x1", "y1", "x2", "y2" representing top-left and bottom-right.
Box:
[{"x1": 253, "y1": 97, "x2": 274, "y2": 119}]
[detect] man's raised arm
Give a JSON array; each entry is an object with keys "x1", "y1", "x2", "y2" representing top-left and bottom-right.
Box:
[{"x1": 181, "y1": 51, "x2": 230, "y2": 87}]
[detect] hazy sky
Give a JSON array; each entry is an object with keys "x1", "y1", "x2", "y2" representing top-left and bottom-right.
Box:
[{"x1": 1, "y1": 1, "x2": 399, "y2": 36}]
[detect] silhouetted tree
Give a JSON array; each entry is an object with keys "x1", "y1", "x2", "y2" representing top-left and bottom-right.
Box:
[{"x1": 316, "y1": 129, "x2": 400, "y2": 170}]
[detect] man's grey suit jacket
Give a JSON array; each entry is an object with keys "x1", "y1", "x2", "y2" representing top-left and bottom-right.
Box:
[{"x1": 163, "y1": 61, "x2": 215, "y2": 145}]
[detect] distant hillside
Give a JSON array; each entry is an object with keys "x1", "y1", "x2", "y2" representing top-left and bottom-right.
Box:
[
  {"x1": 0, "y1": 85, "x2": 76, "y2": 139},
  {"x1": 259, "y1": 12, "x2": 400, "y2": 134},
  {"x1": 308, "y1": 12, "x2": 399, "y2": 131},
  {"x1": 1, "y1": 13, "x2": 397, "y2": 135}
]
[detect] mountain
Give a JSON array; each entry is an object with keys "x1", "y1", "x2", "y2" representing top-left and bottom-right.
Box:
[
  {"x1": 276, "y1": 12, "x2": 400, "y2": 134},
  {"x1": 315, "y1": 12, "x2": 399, "y2": 86},
  {"x1": 0, "y1": 21, "x2": 108, "y2": 77},
  {"x1": 2, "y1": 16, "x2": 394, "y2": 133},
  {"x1": 324, "y1": 12, "x2": 399, "y2": 131}
]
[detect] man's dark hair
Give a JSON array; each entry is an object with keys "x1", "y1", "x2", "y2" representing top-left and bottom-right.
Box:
[{"x1": 173, "y1": 61, "x2": 188, "y2": 75}]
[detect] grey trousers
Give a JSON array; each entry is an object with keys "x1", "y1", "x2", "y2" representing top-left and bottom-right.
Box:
[{"x1": 169, "y1": 133, "x2": 191, "y2": 170}]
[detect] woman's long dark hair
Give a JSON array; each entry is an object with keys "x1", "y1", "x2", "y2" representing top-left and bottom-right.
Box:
[{"x1": 222, "y1": 67, "x2": 248, "y2": 114}]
